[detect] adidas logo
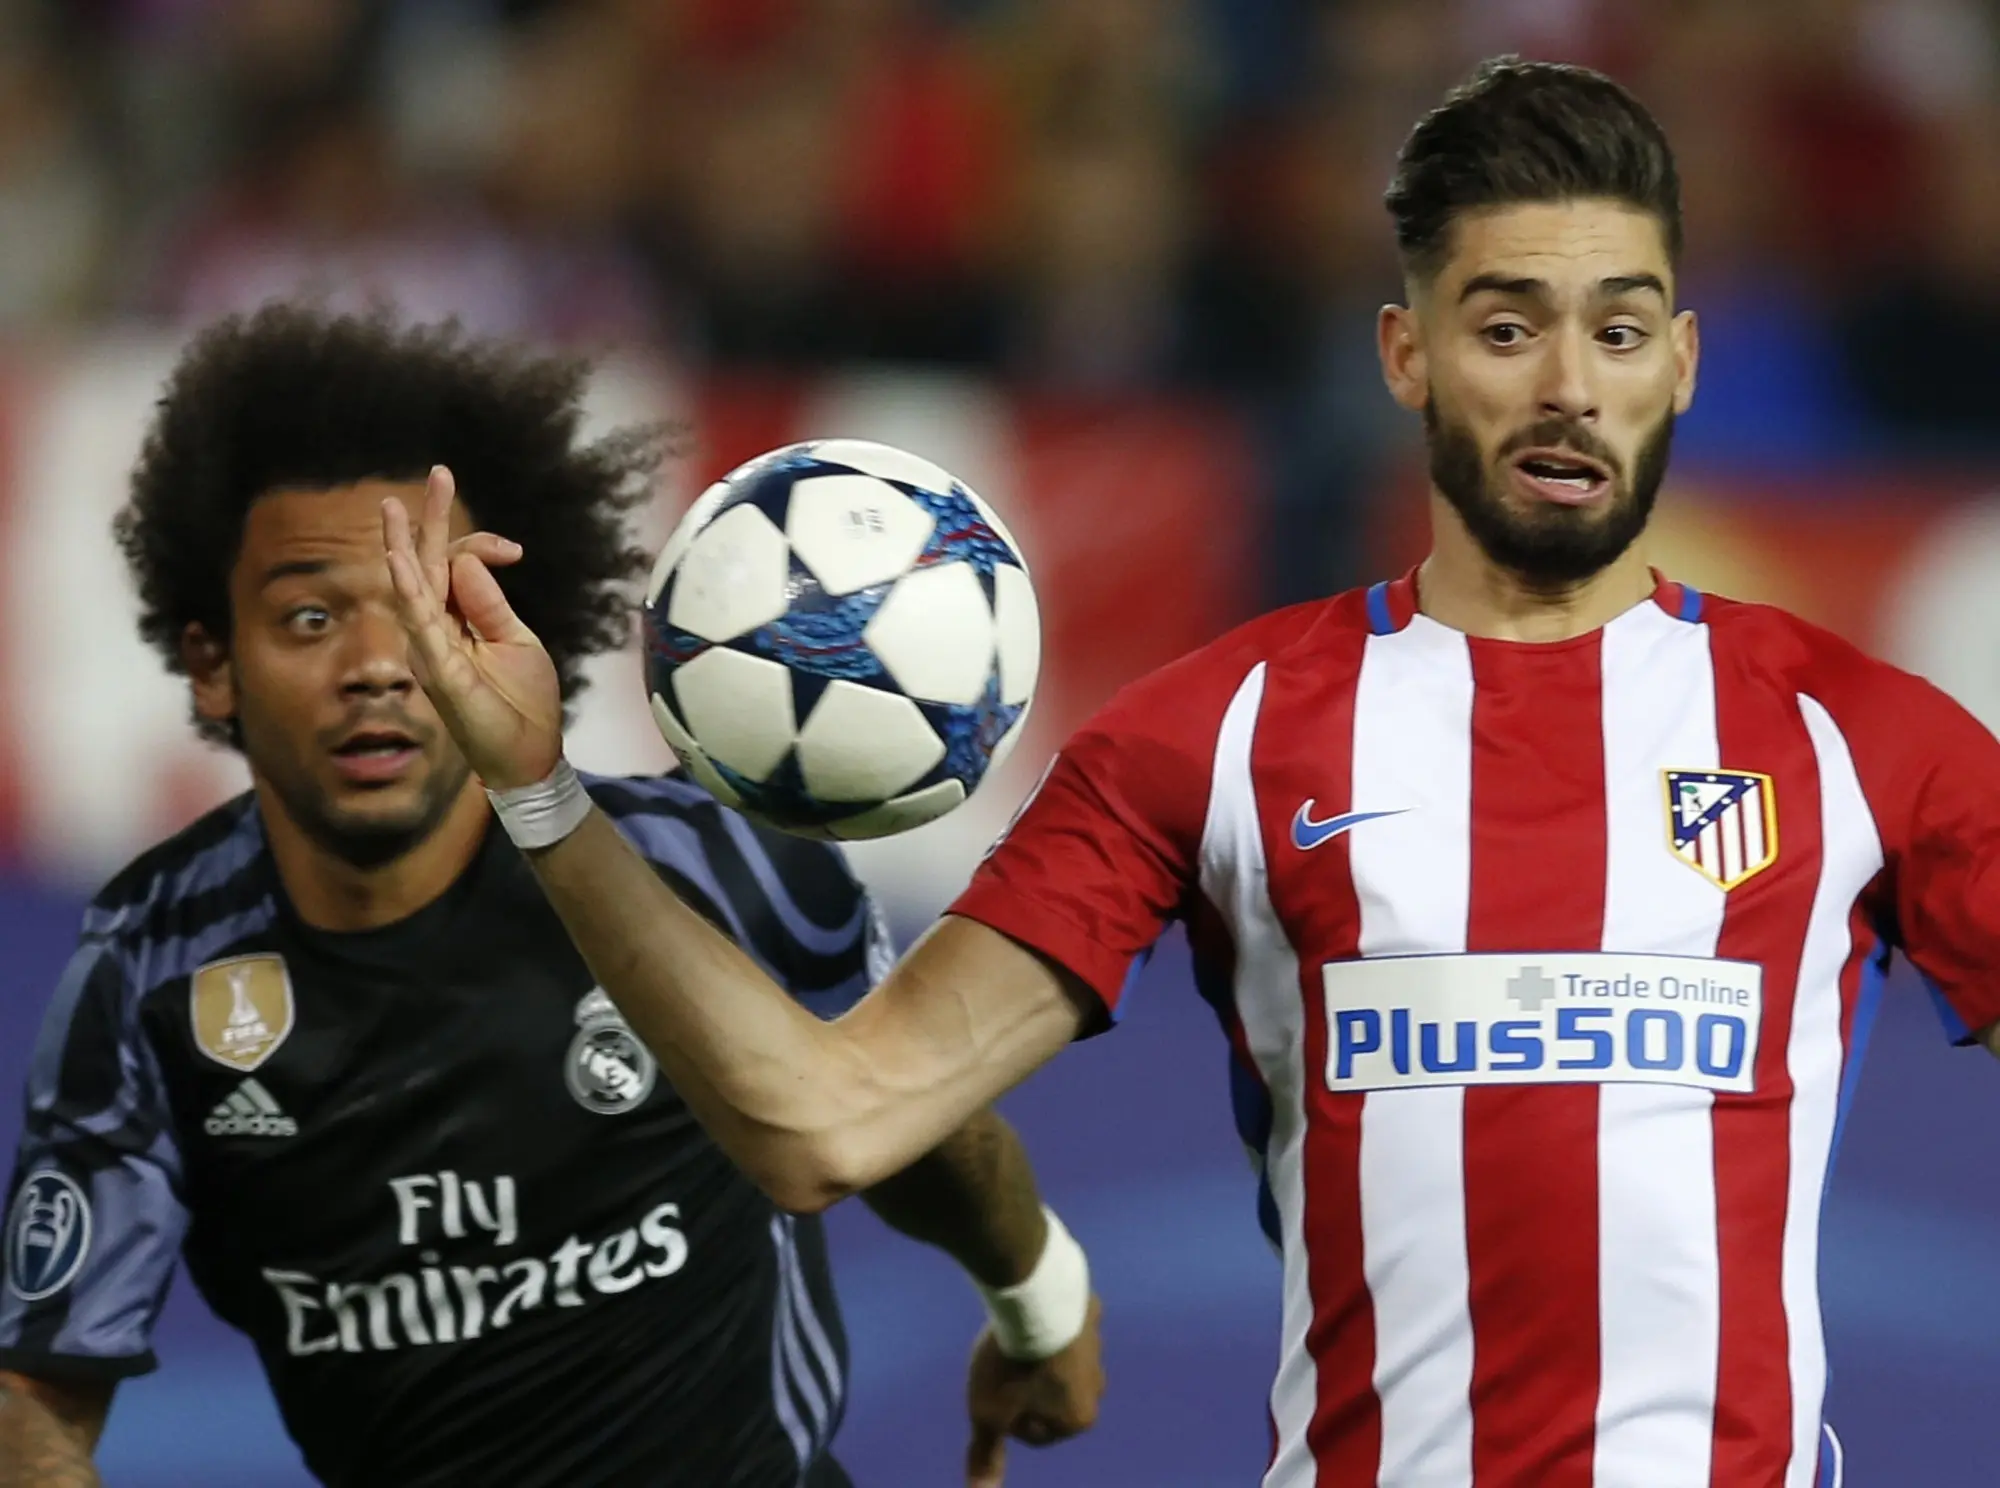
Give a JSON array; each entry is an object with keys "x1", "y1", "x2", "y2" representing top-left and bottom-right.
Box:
[{"x1": 204, "y1": 1079, "x2": 298, "y2": 1138}]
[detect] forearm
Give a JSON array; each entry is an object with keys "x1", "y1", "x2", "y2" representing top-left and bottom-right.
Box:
[
  {"x1": 860, "y1": 1108, "x2": 1049, "y2": 1287},
  {"x1": 0, "y1": 1378, "x2": 101, "y2": 1488},
  {"x1": 523, "y1": 807, "x2": 1065, "y2": 1209}
]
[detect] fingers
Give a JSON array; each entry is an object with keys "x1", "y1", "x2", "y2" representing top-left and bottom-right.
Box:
[
  {"x1": 383, "y1": 505, "x2": 440, "y2": 622},
  {"x1": 382, "y1": 494, "x2": 419, "y2": 572},
  {"x1": 1014, "y1": 1408, "x2": 1087, "y2": 1446},
  {"x1": 450, "y1": 550, "x2": 535, "y2": 645},
  {"x1": 964, "y1": 1420, "x2": 1006, "y2": 1488},
  {"x1": 452, "y1": 531, "x2": 523, "y2": 569},
  {"x1": 420, "y1": 465, "x2": 455, "y2": 592}
]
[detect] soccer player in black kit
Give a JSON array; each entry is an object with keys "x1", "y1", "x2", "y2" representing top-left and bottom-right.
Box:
[{"x1": 0, "y1": 307, "x2": 1105, "y2": 1487}]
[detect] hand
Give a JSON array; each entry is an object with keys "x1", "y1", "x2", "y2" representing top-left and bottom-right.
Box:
[
  {"x1": 965, "y1": 1295, "x2": 1105, "y2": 1488},
  {"x1": 382, "y1": 465, "x2": 563, "y2": 790}
]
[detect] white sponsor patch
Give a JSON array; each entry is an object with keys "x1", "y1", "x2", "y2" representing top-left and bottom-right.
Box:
[{"x1": 1321, "y1": 952, "x2": 1765, "y2": 1095}]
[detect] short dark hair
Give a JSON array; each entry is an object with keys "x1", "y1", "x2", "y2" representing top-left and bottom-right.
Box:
[
  {"x1": 1385, "y1": 56, "x2": 1682, "y2": 281},
  {"x1": 115, "y1": 303, "x2": 658, "y2": 746}
]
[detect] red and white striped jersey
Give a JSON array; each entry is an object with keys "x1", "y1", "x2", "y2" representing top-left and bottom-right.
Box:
[{"x1": 952, "y1": 570, "x2": 2000, "y2": 1488}]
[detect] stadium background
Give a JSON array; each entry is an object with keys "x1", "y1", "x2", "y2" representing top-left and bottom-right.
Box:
[{"x1": 1, "y1": 0, "x2": 1998, "y2": 1482}]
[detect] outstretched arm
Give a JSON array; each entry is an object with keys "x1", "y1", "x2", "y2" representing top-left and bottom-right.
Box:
[
  {"x1": 382, "y1": 468, "x2": 1089, "y2": 1212},
  {"x1": 523, "y1": 807, "x2": 1086, "y2": 1210},
  {"x1": 0, "y1": 1373, "x2": 109, "y2": 1487}
]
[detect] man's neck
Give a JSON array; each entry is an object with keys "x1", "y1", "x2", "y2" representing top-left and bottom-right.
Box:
[
  {"x1": 257, "y1": 784, "x2": 493, "y2": 933},
  {"x1": 1416, "y1": 491, "x2": 1657, "y2": 643}
]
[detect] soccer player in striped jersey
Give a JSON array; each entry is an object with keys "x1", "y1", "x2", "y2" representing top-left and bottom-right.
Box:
[
  {"x1": 0, "y1": 306, "x2": 1104, "y2": 1488},
  {"x1": 377, "y1": 56, "x2": 2000, "y2": 1488}
]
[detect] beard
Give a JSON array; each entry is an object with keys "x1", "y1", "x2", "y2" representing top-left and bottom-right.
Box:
[
  {"x1": 1425, "y1": 398, "x2": 1675, "y2": 587},
  {"x1": 237, "y1": 690, "x2": 474, "y2": 871}
]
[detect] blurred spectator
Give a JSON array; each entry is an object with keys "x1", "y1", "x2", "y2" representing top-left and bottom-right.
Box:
[
  {"x1": 0, "y1": 0, "x2": 1993, "y2": 596},
  {"x1": 1840, "y1": 99, "x2": 2000, "y2": 458},
  {"x1": 146, "y1": 0, "x2": 660, "y2": 345},
  {"x1": 1631, "y1": 11, "x2": 1870, "y2": 468},
  {"x1": 0, "y1": 42, "x2": 113, "y2": 326}
]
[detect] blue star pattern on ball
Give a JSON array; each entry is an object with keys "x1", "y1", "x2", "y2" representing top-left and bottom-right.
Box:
[
  {"x1": 705, "y1": 447, "x2": 824, "y2": 530},
  {"x1": 917, "y1": 676, "x2": 1026, "y2": 790},
  {"x1": 641, "y1": 606, "x2": 710, "y2": 730},
  {"x1": 641, "y1": 439, "x2": 1038, "y2": 841},
  {"x1": 905, "y1": 486, "x2": 1023, "y2": 581},
  {"x1": 724, "y1": 559, "x2": 896, "y2": 687},
  {"x1": 709, "y1": 753, "x2": 864, "y2": 837}
]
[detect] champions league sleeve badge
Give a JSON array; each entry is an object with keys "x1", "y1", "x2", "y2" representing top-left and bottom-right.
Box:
[
  {"x1": 5, "y1": 1170, "x2": 92, "y2": 1303},
  {"x1": 565, "y1": 989, "x2": 659, "y2": 1115}
]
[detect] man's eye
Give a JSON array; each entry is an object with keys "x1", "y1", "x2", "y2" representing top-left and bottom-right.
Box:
[
  {"x1": 1601, "y1": 325, "x2": 1648, "y2": 349},
  {"x1": 1482, "y1": 323, "x2": 1529, "y2": 347},
  {"x1": 285, "y1": 607, "x2": 331, "y2": 635}
]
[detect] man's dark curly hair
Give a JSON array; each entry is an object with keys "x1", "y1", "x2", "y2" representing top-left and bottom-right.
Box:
[{"x1": 115, "y1": 303, "x2": 658, "y2": 746}]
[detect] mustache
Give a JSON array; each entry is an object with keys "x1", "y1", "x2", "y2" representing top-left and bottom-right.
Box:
[
  {"x1": 1497, "y1": 419, "x2": 1623, "y2": 474},
  {"x1": 317, "y1": 707, "x2": 434, "y2": 751}
]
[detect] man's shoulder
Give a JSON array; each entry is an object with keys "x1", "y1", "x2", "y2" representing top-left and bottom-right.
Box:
[
  {"x1": 82, "y1": 793, "x2": 269, "y2": 951},
  {"x1": 580, "y1": 771, "x2": 871, "y2": 997},
  {"x1": 1085, "y1": 593, "x2": 1364, "y2": 736},
  {"x1": 1700, "y1": 592, "x2": 1929, "y2": 704},
  {"x1": 580, "y1": 770, "x2": 864, "y2": 916},
  {"x1": 1175, "y1": 592, "x2": 1366, "y2": 678},
  {"x1": 580, "y1": 768, "x2": 729, "y2": 827}
]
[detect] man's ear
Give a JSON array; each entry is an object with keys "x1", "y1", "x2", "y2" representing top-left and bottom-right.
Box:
[
  {"x1": 181, "y1": 623, "x2": 235, "y2": 730},
  {"x1": 1378, "y1": 301, "x2": 1429, "y2": 413},
  {"x1": 1671, "y1": 307, "x2": 1699, "y2": 416}
]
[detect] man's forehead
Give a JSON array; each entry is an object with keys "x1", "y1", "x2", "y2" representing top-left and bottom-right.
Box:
[
  {"x1": 242, "y1": 479, "x2": 468, "y2": 560},
  {"x1": 1435, "y1": 200, "x2": 1674, "y2": 297}
]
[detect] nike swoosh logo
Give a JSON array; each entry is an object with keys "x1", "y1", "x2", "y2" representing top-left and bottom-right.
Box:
[{"x1": 1290, "y1": 802, "x2": 1408, "y2": 851}]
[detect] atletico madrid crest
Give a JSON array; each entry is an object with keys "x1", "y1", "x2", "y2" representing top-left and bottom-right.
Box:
[{"x1": 1664, "y1": 769, "x2": 1778, "y2": 891}]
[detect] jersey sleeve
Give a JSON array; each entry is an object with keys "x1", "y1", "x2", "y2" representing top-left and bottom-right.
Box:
[
  {"x1": 0, "y1": 937, "x2": 186, "y2": 1382},
  {"x1": 591, "y1": 775, "x2": 884, "y2": 1020},
  {"x1": 950, "y1": 656, "x2": 1243, "y2": 1024},
  {"x1": 714, "y1": 819, "x2": 886, "y2": 1022},
  {"x1": 1856, "y1": 674, "x2": 2000, "y2": 1041}
]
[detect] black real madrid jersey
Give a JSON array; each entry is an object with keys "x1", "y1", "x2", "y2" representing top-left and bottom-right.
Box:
[{"x1": 0, "y1": 773, "x2": 888, "y2": 1488}]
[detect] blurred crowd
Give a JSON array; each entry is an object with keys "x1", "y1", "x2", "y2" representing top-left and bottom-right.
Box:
[{"x1": 0, "y1": 0, "x2": 1996, "y2": 599}]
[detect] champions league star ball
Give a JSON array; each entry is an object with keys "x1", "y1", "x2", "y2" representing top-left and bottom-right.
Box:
[{"x1": 643, "y1": 439, "x2": 1041, "y2": 840}]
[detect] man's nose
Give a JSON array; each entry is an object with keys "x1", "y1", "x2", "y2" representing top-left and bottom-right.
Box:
[
  {"x1": 339, "y1": 604, "x2": 415, "y2": 697},
  {"x1": 1537, "y1": 324, "x2": 1600, "y2": 424}
]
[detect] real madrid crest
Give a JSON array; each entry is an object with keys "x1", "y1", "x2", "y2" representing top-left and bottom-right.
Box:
[{"x1": 565, "y1": 988, "x2": 658, "y2": 1115}]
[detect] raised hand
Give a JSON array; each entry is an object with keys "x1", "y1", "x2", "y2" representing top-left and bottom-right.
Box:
[
  {"x1": 964, "y1": 1295, "x2": 1106, "y2": 1487},
  {"x1": 383, "y1": 465, "x2": 564, "y2": 791}
]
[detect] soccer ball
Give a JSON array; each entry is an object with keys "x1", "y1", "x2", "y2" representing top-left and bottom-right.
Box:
[{"x1": 642, "y1": 439, "x2": 1041, "y2": 840}]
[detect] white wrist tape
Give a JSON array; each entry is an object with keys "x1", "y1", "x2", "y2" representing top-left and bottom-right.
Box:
[
  {"x1": 976, "y1": 1206, "x2": 1091, "y2": 1361},
  {"x1": 487, "y1": 758, "x2": 591, "y2": 851}
]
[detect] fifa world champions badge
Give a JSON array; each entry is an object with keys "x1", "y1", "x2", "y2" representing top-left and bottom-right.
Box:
[
  {"x1": 190, "y1": 953, "x2": 297, "y2": 1072},
  {"x1": 1664, "y1": 769, "x2": 1779, "y2": 891}
]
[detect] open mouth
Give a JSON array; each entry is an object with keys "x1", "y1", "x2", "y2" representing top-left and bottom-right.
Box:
[
  {"x1": 330, "y1": 729, "x2": 422, "y2": 783},
  {"x1": 1510, "y1": 448, "x2": 1612, "y2": 506}
]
